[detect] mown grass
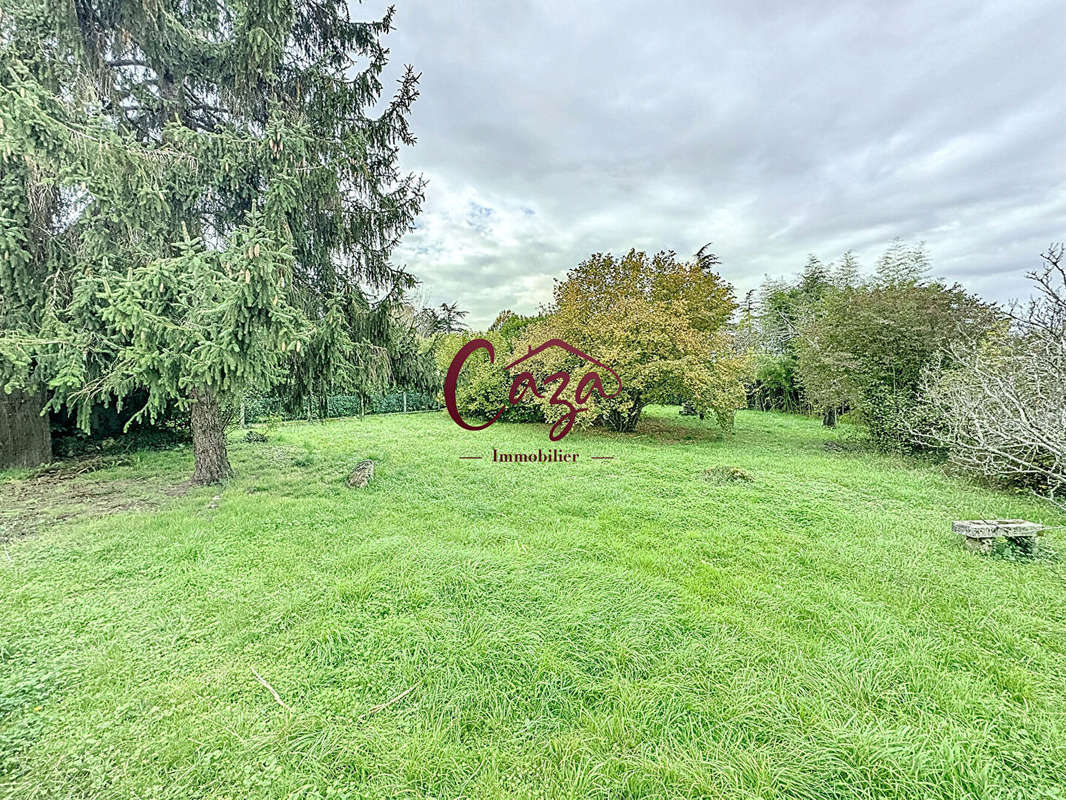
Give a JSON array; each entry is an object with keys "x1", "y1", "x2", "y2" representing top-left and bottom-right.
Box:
[{"x1": 2, "y1": 408, "x2": 1065, "y2": 799}]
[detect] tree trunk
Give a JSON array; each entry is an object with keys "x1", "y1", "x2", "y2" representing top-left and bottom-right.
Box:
[
  {"x1": 190, "y1": 390, "x2": 232, "y2": 484},
  {"x1": 604, "y1": 402, "x2": 644, "y2": 432},
  {"x1": 822, "y1": 407, "x2": 838, "y2": 427},
  {"x1": 0, "y1": 390, "x2": 51, "y2": 469}
]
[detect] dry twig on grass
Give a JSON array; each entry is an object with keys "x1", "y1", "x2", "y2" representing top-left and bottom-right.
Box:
[
  {"x1": 359, "y1": 683, "x2": 418, "y2": 720},
  {"x1": 251, "y1": 667, "x2": 292, "y2": 711}
]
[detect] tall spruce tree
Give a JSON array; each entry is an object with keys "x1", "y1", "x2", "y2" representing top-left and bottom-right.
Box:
[
  {"x1": 0, "y1": 0, "x2": 76, "y2": 468},
  {"x1": 834, "y1": 249, "x2": 861, "y2": 288},
  {"x1": 1, "y1": 0, "x2": 425, "y2": 480},
  {"x1": 798, "y1": 254, "x2": 831, "y2": 298},
  {"x1": 875, "y1": 238, "x2": 930, "y2": 285}
]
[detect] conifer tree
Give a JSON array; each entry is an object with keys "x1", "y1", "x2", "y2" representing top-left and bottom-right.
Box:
[
  {"x1": 834, "y1": 249, "x2": 862, "y2": 288},
  {"x1": 0, "y1": 0, "x2": 77, "y2": 467},
  {"x1": 875, "y1": 238, "x2": 930, "y2": 285},
  {"x1": 798, "y1": 254, "x2": 831, "y2": 298},
  {"x1": 1, "y1": 1, "x2": 425, "y2": 480}
]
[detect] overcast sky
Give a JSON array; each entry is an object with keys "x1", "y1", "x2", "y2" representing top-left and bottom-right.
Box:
[{"x1": 371, "y1": 0, "x2": 1066, "y2": 328}]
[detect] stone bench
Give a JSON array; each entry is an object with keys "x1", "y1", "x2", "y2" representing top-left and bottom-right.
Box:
[{"x1": 953, "y1": 519, "x2": 1044, "y2": 553}]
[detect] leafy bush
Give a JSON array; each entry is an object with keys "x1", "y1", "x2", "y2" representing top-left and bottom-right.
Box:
[
  {"x1": 795, "y1": 247, "x2": 997, "y2": 452},
  {"x1": 326, "y1": 395, "x2": 362, "y2": 418},
  {"x1": 749, "y1": 353, "x2": 803, "y2": 412},
  {"x1": 743, "y1": 254, "x2": 846, "y2": 414},
  {"x1": 368, "y1": 391, "x2": 438, "y2": 414},
  {"x1": 242, "y1": 391, "x2": 438, "y2": 424},
  {"x1": 433, "y1": 332, "x2": 544, "y2": 424},
  {"x1": 515, "y1": 249, "x2": 749, "y2": 433}
]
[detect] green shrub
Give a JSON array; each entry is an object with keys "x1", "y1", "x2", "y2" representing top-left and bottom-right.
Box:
[{"x1": 434, "y1": 332, "x2": 545, "y2": 424}]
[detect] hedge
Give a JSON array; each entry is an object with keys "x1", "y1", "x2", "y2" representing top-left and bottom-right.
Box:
[{"x1": 243, "y1": 391, "x2": 439, "y2": 424}]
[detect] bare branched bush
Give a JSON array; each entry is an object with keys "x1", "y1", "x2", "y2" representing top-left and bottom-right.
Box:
[{"x1": 916, "y1": 245, "x2": 1066, "y2": 508}]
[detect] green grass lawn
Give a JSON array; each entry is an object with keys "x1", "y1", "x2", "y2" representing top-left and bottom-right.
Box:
[{"x1": 2, "y1": 408, "x2": 1065, "y2": 799}]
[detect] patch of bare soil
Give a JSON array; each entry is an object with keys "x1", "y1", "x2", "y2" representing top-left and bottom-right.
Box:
[
  {"x1": 631, "y1": 418, "x2": 724, "y2": 443},
  {"x1": 0, "y1": 456, "x2": 189, "y2": 541}
]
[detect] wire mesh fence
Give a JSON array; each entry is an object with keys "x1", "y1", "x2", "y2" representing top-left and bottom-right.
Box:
[{"x1": 242, "y1": 391, "x2": 440, "y2": 424}]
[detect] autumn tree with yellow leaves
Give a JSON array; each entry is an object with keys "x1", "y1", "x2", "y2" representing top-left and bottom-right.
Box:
[{"x1": 517, "y1": 249, "x2": 750, "y2": 433}]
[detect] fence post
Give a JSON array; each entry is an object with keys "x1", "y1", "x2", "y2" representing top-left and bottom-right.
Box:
[{"x1": 403, "y1": 392, "x2": 407, "y2": 413}]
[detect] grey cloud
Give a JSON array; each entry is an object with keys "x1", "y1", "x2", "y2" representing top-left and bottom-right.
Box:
[{"x1": 367, "y1": 0, "x2": 1066, "y2": 327}]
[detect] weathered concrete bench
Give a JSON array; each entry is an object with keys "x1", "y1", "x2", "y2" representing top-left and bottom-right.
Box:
[{"x1": 953, "y1": 519, "x2": 1044, "y2": 553}]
